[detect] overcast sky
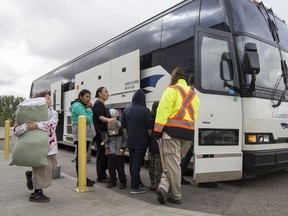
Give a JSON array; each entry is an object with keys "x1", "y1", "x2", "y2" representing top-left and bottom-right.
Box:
[{"x1": 0, "y1": 0, "x2": 287, "y2": 99}]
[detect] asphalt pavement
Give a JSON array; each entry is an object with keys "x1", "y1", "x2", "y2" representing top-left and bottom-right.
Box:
[{"x1": 0, "y1": 128, "x2": 219, "y2": 216}]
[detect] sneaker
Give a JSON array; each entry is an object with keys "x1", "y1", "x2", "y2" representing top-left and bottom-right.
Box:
[
  {"x1": 157, "y1": 187, "x2": 167, "y2": 204},
  {"x1": 29, "y1": 190, "x2": 50, "y2": 203},
  {"x1": 25, "y1": 171, "x2": 33, "y2": 190},
  {"x1": 119, "y1": 183, "x2": 126, "y2": 189},
  {"x1": 167, "y1": 197, "x2": 181, "y2": 204},
  {"x1": 181, "y1": 177, "x2": 191, "y2": 185},
  {"x1": 107, "y1": 182, "x2": 116, "y2": 188},
  {"x1": 130, "y1": 186, "x2": 149, "y2": 194}
]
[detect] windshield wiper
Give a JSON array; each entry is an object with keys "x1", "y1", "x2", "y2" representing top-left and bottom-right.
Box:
[
  {"x1": 258, "y1": 2, "x2": 279, "y2": 43},
  {"x1": 257, "y1": 2, "x2": 288, "y2": 107}
]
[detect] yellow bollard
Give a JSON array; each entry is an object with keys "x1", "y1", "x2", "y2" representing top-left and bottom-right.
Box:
[
  {"x1": 3, "y1": 120, "x2": 10, "y2": 159},
  {"x1": 74, "y1": 115, "x2": 88, "y2": 192}
]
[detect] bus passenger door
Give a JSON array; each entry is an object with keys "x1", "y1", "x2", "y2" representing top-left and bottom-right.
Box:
[
  {"x1": 193, "y1": 27, "x2": 243, "y2": 183},
  {"x1": 51, "y1": 81, "x2": 62, "y2": 113}
]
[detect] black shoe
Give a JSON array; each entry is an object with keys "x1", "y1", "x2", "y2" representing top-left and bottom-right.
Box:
[
  {"x1": 157, "y1": 187, "x2": 167, "y2": 204},
  {"x1": 107, "y1": 182, "x2": 116, "y2": 188},
  {"x1": 198, "y1": 182, "x2": 218, "y2": 188},
  {"x1": 86, "y1": 158, "x2": 92, "y2": 163},
  {"x1": 78, "y1": 178, "x2": 95, "y2": 187},
  {"x1": 29, "y1": 190, "x2": 50, "y2": 203},
  {"x1": 97, "y1": 177, "x2": 110, "y2": 183},
  {"x1": 119, "y1": 183, "x2": 126, "y2": 189},
  {"x1": 87, "y1": 178, "x2": 95, "y2": 187},
  {"x1": 167, "y1": 197, "x2": 181, "y2": 204},
  {"x1": 25, "y1": 171, "x2": 33, "y2": 190},
  {"x1": 181, "y1": 177, "x2": 191, "y2": 185}
]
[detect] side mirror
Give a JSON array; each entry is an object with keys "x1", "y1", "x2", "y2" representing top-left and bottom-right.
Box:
[
  {"x1": 220, "y1": 52, "x2": 233, "y2": 81},
  {"x1": 242, "y1": 43, "x2": 260, "y2": 75}
]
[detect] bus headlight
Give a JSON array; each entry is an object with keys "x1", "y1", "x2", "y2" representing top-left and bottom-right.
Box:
[{"x1": 246, "y1": 133, "x2": 271, "y2": 144}]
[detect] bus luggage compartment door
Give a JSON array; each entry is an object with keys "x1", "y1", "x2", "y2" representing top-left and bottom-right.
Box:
[{"x1": 110, "y1": 49, "x2": 140, "y2": 104}]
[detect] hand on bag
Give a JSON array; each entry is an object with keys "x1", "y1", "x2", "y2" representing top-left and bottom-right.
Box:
[
  {"x1": 105, "y1": 148, "x2": 110, "y2": 156},
  {"x1": 26, "y1": 121, "x2": 37, "y2": 131}
]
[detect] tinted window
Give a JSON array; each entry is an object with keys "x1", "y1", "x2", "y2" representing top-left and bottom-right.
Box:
[
  {"x1": 231, "y1": 0, "x2": 274, "y2": 42},
  {"x1": 161, "y1": 39, "x2": 194, "y2": 73},
  {"x1": 161, "y1": 2, "x2": 197, "y2": 48},
  {"x1": 53, "y1": 63, "x2": 75, "y2": 82},
  {"x1": 160, "y1": 1, "x2": 198, "y2": 72},
  {"x1": 200, "y1": 0, "x2": 228, "y2": 31},
  {"x1": 92, "y1": 39, "x2": 121, "y2": 66},
  {"x1": 276, "y1": 19, "x2": 288, "y2": 51},
  {"x1": 31, "y1": 63, "x2": 75, "y2": 96},
  {"x1": 200, "y1": 36, "x2": 233, "y2": 92},
  {"x1": 121, "y1": 19, "x2": 162, "y2": 56},
  {"x1": 73, "y1": 52, "x2": 94, "y2": 74}
]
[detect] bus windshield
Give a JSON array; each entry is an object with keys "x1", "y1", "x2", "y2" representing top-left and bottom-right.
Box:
[{"x1": 236, "y1": 36, "x2": 285, "y2": 91}]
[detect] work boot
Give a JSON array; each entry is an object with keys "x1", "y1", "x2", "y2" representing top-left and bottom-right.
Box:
[
  {"x1": 167, "y1": 197, "x2": 181, "y2": 204},
  {"x1": 157, "y1": 187, "x2": 167, "y2": 204}
]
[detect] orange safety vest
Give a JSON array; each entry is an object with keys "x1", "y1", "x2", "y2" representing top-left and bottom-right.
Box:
[{"x1": 154, "y1": 79, "x2": 200, "y2": 140}]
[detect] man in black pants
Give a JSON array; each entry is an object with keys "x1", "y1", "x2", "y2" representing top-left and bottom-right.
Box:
[{"x1": 122, "y1": 89, "x2": 153, "y2": 194}]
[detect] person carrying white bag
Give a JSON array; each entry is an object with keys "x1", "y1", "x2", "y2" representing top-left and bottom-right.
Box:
[{"x1": 12, "y1": 91, "x2": 59, "y2": 203}]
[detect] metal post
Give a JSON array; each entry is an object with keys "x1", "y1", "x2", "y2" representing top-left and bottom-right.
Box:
[
  {"x1": 3, "y1": 120, "x2": 10, "y2": 159},
  {"x1": 75, "y1": 115, "x2": 88, "y2": 192}
]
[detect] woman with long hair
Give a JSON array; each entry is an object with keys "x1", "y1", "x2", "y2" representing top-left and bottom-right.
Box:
[
  {"x1": 69, "y1": 89, "x2": 96, "y2": 187},
  {"x1": 92, "y1": 87, "x2": 115, "y2": 183}
]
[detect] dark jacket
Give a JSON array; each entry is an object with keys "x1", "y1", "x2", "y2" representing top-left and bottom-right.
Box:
[
  {"x1": 149, "y1": 112, "x2": 159, "y2": 154},
  {"x1": 121, "y1": 89, "x2": 153, "y2": 150}
]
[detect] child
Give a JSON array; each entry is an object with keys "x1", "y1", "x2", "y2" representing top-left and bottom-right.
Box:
[
  {"x1": 149, "y1": 101, "x2": 162, "y2": 191},
  {"x1": 105, "y1": 108, "x2": 127, "y2": 189}
]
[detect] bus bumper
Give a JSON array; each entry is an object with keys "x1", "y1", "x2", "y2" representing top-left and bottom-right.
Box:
[{"x1": 243, "y1": 149, "x2": 288, "y2": 177}]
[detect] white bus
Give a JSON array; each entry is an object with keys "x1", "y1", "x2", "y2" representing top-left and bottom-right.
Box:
[{"x1": 30, "y1": 0, "x2": 288, "y2": 183}]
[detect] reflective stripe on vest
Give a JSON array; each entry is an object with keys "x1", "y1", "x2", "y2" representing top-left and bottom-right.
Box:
[
  {"x1": 171, "y1": 85, "x2": 196, "y2": 121},
  {"x1": 166, "y1": 119, "x2": 195, "y2": 130},
  {"x1": 154, "y1": 123, "x2": 165, "y2": 132}
]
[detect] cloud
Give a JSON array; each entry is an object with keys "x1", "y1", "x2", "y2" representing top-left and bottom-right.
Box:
[{"x1": 1, "y1": 0, "x2": 287, "y2": 99}]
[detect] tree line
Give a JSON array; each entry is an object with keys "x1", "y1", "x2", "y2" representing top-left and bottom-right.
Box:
[{"x1": 0, "y1": 95, "x2": 25, "y2": 127}]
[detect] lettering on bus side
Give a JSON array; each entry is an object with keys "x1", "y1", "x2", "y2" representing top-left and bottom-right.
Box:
[
  {"x1": 124, "y1": 80, "x2": 139, "y2": 90},
  {"x1": 272, "y1": 111, "x2": 288, "y2": 119}
]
